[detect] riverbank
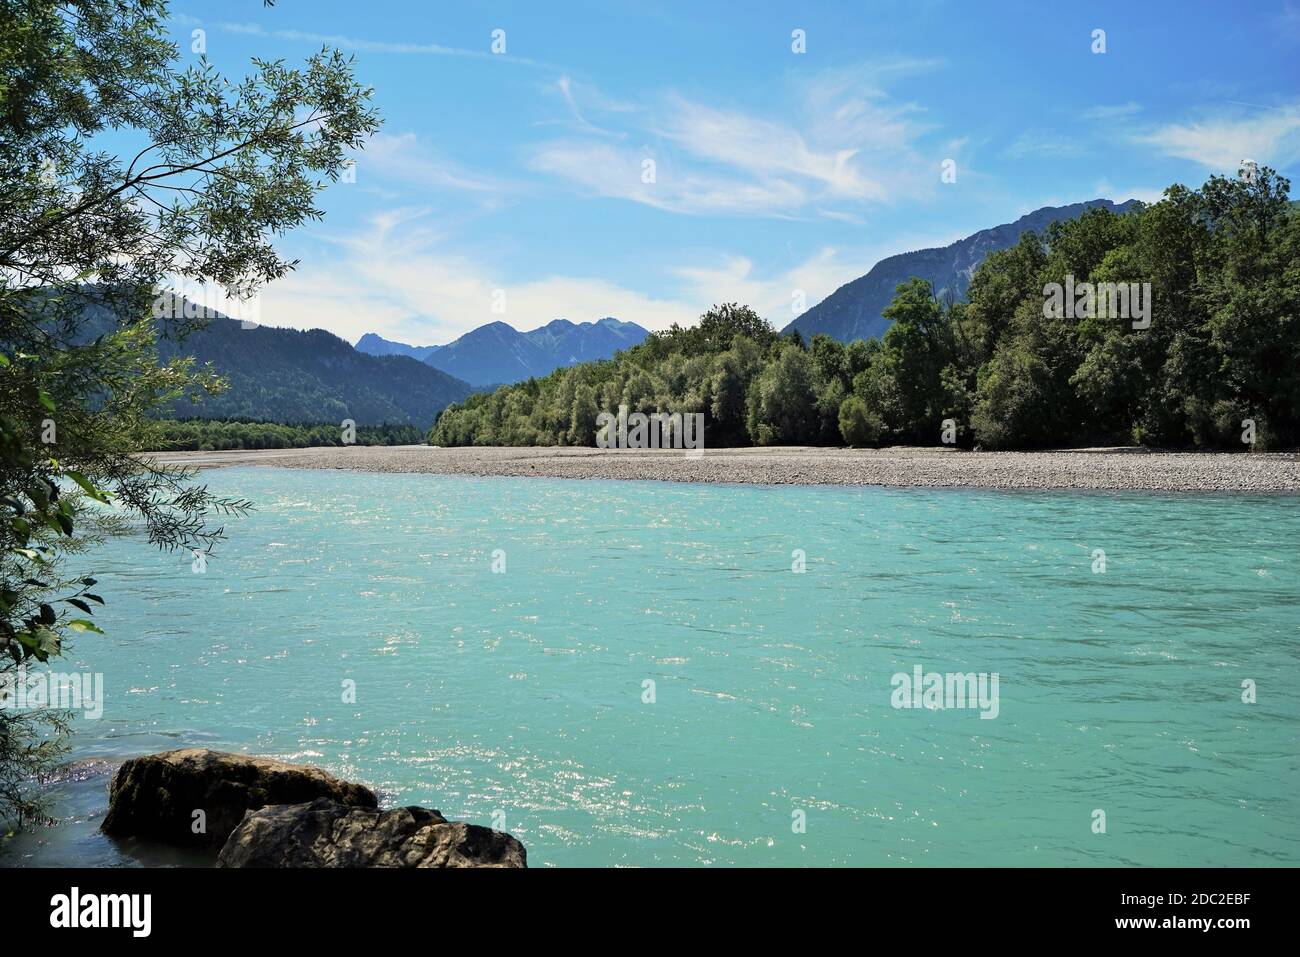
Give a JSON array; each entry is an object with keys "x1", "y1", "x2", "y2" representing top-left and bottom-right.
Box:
[{"x1": 143, "y1": 444, "x2": 1300, "y2": 492}]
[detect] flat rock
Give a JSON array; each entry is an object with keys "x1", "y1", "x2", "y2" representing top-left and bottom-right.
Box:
[
  {"x1": 216, "y1": 797, "x2": 527, "y2": 868},
  {"x1": 100, "y1": 748, "x2": 377, "y2": 849}
]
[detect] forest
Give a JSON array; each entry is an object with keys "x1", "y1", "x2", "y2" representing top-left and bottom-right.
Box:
[
  {"x1": 153, "y1": 419, "x2": 424, "y2": 451},
  {"x1": 430, "y1": 168, "x2": 1299, "y2": 451}
]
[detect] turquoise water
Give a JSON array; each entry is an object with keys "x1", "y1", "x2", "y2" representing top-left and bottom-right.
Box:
[{"x1": 5, "y1": 467, "x2": 1299, "y2": 867}]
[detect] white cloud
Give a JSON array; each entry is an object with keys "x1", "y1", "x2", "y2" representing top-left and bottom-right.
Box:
[
  {"x1": 671, "y1": 230, "x2": 968, "y2": 327},
  {"x1": 672, "y1": 251, "x2": 862, "y2": 325},
  {"x1": 208, "y1": 204, "x2": 975, "y2": 343},
  {"x1": 210, "y1": 20, "x2": 556, "y2": 69},
  {"x1": 185, "y1": 223, "x2": 964, "y2": 342},
  {"x1": 528, "y1": 63, "x2": 940, "y2": 219},
  {"x1": 551, "y1": 76, "x2": 633, "y2": 137},
  {"x1": 656, "y1": 99, "x2": 891, "y2": 202},
  {"x1": 362, "y1": 132, "x2": 509, "y2": 195},
  {"x1": 254, "y1": 210, "x2": 697, "y2": 344},
  {"x1": 219, "y1": 21, "x2": 484, "y2": 56},
  {"x1": 529, "y1": 140, "x2": 808, "y2": 216},
  {"x1": 1135, "y1": 103, "x2": 1300, "y2": 170},
  {"x1": 1002, "y1": 104, "x2": 1140, "y2": 160}
]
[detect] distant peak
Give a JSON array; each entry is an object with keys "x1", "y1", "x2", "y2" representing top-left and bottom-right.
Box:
[
  {"x1": 355, "y1": 330, "x2": 439, "y2": 348},
  {"x1": 1016, "y1": 198, "x2": 1129, "y2": 222}
]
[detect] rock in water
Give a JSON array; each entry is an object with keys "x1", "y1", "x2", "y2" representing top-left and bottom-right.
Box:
[
  {"x1": 216, "y1": 797, "x2": 527, "y2": 868},
  {"x1": 101, "y1": 748, "x2": 378, "y2": 848}
]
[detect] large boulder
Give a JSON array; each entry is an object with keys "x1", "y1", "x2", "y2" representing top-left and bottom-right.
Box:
[
  {"x1": 101, "y1": 748, "x2": 377, "y2": 849},
  {"x1": 217, "y1": 797, "x2": 527, "y2": 868}
]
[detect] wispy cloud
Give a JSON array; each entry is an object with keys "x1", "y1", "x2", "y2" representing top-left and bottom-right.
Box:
[
  {"x1": 529, "y1": 140, "x2": 811, "y2": 216},
  {"x1": 672, "y1": 250, "x2": 865, "y2": 325},
  {"x1": 1134, "y1": 102, "x2": 1300, "y2": 170},
  {"x1": 551, "y1": 76, "x2": 632, "y2": 137},
  {"x1": 362, "y1": 132, "x2": 511, "y2": 196},
  {"x1": 528, "y1": 62, "x2": 942, "y2": 219},
  {"x1": 220, "y1": 20, "x2": 486, "y2": 57},
  {"x1": 1080, "y1": 102, "x2": 1142, "y2": 121},
  {"x1": 1003, "y1": 131, "x2": 1089, "y2": 160},
  {"x1": 1004, "y1": 104, "x2": 1142, "y2": 159},
  {"x1": 255, "y1": 206, "x2": 967, "y2": 341},
  {"x1": 198, "y1": 19, "x2": 558, "y2": 69},
  {"x1": 655, "y1": 98, "x2": 893, "y2": 202},
  {"x1": 257, "y1": 209, "x2": 697, "y2": 343},
  {"x1": 671, "y1": 230, "x2": 968, "y2": 326}
]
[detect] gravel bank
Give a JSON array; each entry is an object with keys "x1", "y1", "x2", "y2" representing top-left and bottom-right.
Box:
[{"x1": 145, "y1": 445, "x2": 1300, "y2": 492}]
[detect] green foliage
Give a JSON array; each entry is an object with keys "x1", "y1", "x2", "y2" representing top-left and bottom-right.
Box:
[
  {"x1": 854, "y1": 278, "x2": 958, "y2": 443},
  {"x1": 431, "y1": 302, "x2": 884, "y2": 450},
  {"x1": 641, "y1": 302, "x2": 776, "y2": 359},
  {"x1": 838, "y1": 395, "x2": 883, "y2": 447},
  {"x1": 747, "y1": 345, "x2": 819, "y2": 445},
  {"x1": 0, "y1": 0, "x2": 377, "y2": 827},
  {"x1": 153, "y1": 418, "x2": 423, "y2": 451},
  {"x1": 970, "y1": 168, "x2": 1298, "y2": 449},
  {"x1": 432, "y1": 170, "x2": 1297, "y2": 454}
]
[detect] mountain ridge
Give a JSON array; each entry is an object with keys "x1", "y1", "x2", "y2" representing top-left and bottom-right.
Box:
[
  {"x1": 356, "y1": 316, "x2": 650, "y2": 386},
  {"x1": 784, "y1": 199, "x2": 1142, "y2": 342},
  {"x1": 160, "y1": 318, "x2": 474, "y2": 429},
  {"x1": 64, "y1": 298, "x2": 474, "y2": 429}
]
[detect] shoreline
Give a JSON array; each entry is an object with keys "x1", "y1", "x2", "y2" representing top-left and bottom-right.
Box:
[{"x1": 142, "y1": 444, "x2": 1300, "y2": 493}]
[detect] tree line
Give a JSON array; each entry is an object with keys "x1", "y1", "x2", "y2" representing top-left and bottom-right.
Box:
[
  {"x1": 431, "y1": 168, "x2": 1299, "y2": 451},
  {"x1": 154, "y1": 419, "x2": 423, "y2": 451}
]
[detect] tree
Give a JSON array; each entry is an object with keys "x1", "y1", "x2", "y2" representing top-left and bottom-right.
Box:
[
  {"x1": 856, "y1": 278, "x2": 954, "y2": 442},
  {"x1": 747, "y1": 344, "x2": 819, "y2": 445},
  {"x1": 568, "y1": 383, "x2": 599, "y2": 446},
  {"x1": 694, "y1": 303, "x2": 775, "y2": 352},
  {"x1": 645, "y1": 302, "x2": 775, "y2": 357},
  {"x1": 0, "y1": 0, "x2": 379, "y2": 826},
  {"x1": 1196, "y1": 168, "x2": 1300, "y2": 447},
  {"x1": 838, "y1": 395, "x2": 883, "y2": 447},
  {"x1": 708, "y1": 335, "x2": 763, "y2": 445}
]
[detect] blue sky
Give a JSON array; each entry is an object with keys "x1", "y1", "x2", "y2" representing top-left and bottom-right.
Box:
[{"x1": 169, "y1": 0, "x2": 1300, "y2": 344}]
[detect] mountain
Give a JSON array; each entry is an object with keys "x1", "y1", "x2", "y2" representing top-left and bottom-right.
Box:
[
  {"x1": 160, "y1": 316, "x2": 473, "y2": 428},
  {"x1": 355, "y1": 317, "x2": 650, "y2": 386},
  {"x1": 352, "y1": 332, "x2": 442, "y2": 364},
  {"x1": 784, "y1": 199, "x2": 1142, "y2": 342},
  {"x1": 67, "y1": 299, "x2": 474, "y2": 429}
]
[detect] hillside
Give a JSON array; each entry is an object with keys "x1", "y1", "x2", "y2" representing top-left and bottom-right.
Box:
[
  {"x1": 785, "y1": 199, "x2": 1141, "y2": 342},
  {"x1": 160, "y1": 317, "x2": 472, "y2": 428},
  {"x1": 63, "y1": 299, "x2": 474, "y2": 429}
]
